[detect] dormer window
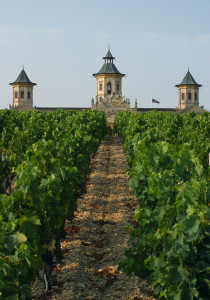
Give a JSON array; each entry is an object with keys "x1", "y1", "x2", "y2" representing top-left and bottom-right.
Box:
[
  {"x1": 99, "y1": 82, "x2": 103, "y2": 91},
  {"x1": 21, "y1": 91, "x2": 24, "y2": 98},
  {"x1": 116, "y1": 83, "x2": 120, "y2": 91},
  {"x1": 15, "y1": 91, "x2": 18, "y2": 98},
  {"x1": 188, "y1": 92, "x2": 192, "y2": 100},
  {"x1": 195, "y1": 93, "x2": 197, "y2": 100},
  {"x1": 28, "y1": 92, "x2": 31, "y2": 99}
]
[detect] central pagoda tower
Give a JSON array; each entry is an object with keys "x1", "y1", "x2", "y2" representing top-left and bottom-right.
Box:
[{"x1": 93, "y1": 48, "x2": 125, "y2": 102}]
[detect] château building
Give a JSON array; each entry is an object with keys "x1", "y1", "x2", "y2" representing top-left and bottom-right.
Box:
[{"x1": 8, "y1": 48, "x2": 206, "y2": 116}]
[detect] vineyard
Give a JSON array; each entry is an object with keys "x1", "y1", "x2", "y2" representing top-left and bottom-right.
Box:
[
  {"x1": 0, "y1": 109, "x2": 209, "y2": 300},
  {"x1": 114, "y1": 111, "x2": 210, "y2": 299},
  {"x1": 0, "y1": 109, "x2": 107, "y2": 299}
]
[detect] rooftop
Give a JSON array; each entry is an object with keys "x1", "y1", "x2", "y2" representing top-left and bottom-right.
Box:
[
  {"x1": 93, "y1": 49, "x2": 125, "y2": 76},
  {"x1": 10, "y1": 68, "x2": 36, "y2": 85},
  {"x1": 103, "y1": 49, "x2": 115, "y2": 60},
  {"x1": 176, "y1": 70, "x2": 202, "y2": 87},
  {"x1": 94, "y1": 63, "x2": 125, "y2": 76}
]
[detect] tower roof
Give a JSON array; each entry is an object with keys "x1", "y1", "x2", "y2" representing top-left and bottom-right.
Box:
[
  {"x1": 93, "y1": 49, "x2": 125, "y2": 77},
  {"x1": 10, "y1": 68, "x2": 36, "y2": 85},
  {"x1": 176, "y1": 70, "x2": 202, "y2": 87},
  {"x1": 103, "y1": 49, "x2": 115, "y2": 60},
  {"x1": 95, "y1": 63, "x2": 124, "y2": 75}
]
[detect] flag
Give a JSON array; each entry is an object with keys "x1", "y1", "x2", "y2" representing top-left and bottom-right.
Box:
[{"x1": 152, "y1": 99, "x2": 160, "y2": 104}]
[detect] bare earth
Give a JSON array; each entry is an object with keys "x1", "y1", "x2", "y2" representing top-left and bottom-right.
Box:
[{"x1": 32, "y1": 136, "x2": 155, "y2": 300}]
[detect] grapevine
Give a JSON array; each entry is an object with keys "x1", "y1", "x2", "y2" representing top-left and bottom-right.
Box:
[
  {"x1": 0, "y1": 109, "x2": 107, "y2": 299},
  {"x1": 114, "y1": 111, "x2": 210, "y2": 300}
]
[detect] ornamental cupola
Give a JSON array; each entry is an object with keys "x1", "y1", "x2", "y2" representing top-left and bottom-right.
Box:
[
  {"x1": 93, "y1": 48, "x2": 125, "y2": 101},
  {"x1": 10, "y1": 68, "x2": 36, "y2": 108},
  {"x1": 103, "y1": 49, "x2": 115, "y2": 64},
  {"x1": 176, "y1": 69, "x2": 202, "y2": 109}
]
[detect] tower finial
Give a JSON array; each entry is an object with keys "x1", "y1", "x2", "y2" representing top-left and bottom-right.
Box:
[
  {"x1": 108, "y1": 43, "x2": 110, "y2": 50},
  {"x1": 23, "y1": 65, "x2": 24, "y2": 70}
]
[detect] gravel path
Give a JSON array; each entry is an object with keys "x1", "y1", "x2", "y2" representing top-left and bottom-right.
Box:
[{"x1": 32, "y1": 136, "x2": 154, "y2": 300}]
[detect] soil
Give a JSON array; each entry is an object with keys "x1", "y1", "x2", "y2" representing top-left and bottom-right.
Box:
[{"x1": 32, "y1": 136, "x2": 155, "y2": 300}]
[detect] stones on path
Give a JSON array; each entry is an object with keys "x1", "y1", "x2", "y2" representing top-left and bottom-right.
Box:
[{"x1": 32, "y1": 136, "x2": 154, "y2": 300}]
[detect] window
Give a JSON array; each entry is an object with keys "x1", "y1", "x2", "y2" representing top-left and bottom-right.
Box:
[
  {"x1": 107, "y1": 82, "x2": 111, "y2": 94},
  {"x1": 116, "y1": 83, "x2": 119, "y2": 91},
  {"x1": 188, "y1": 92, "x2": 192, "y2": 100},
  {"x1": 21, "y1": 91, "x2": 24, "y2": 98},
  {"x1": 195, "y1": 93, "x2": 197, "y2": 101},
  {"x1": 182, "y1": 93, "x2": 185, "y2": 100},
  {"x1": 99, "y1": 82, "x2": 103, "y2": 91},
  {"x1": 28, "y1": 92, "x2": 30, "y2": 99},
  {"x1": 15, "y1": 91, "x2": 18, "y2": 98}
]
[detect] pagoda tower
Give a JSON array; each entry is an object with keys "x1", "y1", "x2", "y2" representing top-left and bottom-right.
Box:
[
  {"x1": 10, "y1": 68, "x2": 36, "y2": 108},
  {"x1": 176, "y1": 69, "x2": 202, "y2": 109},
  {"x1": 93, "y1": 48, "x2": 125, "y2": 102}
]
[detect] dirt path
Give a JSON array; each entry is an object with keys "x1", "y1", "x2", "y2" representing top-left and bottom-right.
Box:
[{"x1": 32, "y1": 136, "x2": 154, "y2": 300}]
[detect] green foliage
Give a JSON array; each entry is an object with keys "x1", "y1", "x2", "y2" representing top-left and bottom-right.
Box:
[
  {"x1": 0, "y1": 109, "x2": 107, "y2": 299},
  {"x1": 115, "y1": 111, "x2": 210, "y2": 299}
]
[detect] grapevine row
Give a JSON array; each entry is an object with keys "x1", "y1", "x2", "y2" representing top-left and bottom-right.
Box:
[
  {"x1": 114, "y1": 111, "x2": 209, "y2": 300},
  {"x1": 0, "y1": 109, "x2": 107, "y2": 299}
]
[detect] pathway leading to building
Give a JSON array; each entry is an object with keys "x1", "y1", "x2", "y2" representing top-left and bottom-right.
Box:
[{"x1": 32, "y1": 136, "x2": 154, "y2": 300}]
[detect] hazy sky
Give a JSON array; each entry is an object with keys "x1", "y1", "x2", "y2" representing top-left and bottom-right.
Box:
[{"x1": 0, "y1": 0, "x2": 209, "y2": 110}]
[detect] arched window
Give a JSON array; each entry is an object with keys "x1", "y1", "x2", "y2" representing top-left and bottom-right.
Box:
[
  {"x1": 182, "y1": 93, "x2": 185, "y2": 100},
  {"x1": 107, "y1": 82, "x2": 111, "y2": 94},
  {"x1": 99, "y1": 82, "x2": 103, "y2": 91}
]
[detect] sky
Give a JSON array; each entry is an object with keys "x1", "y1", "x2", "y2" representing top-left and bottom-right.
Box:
[{"x1": 0, "y1": 0, "x2": 209, "y2": 110}]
